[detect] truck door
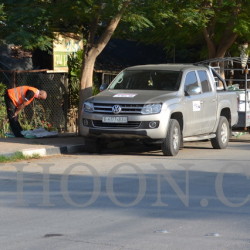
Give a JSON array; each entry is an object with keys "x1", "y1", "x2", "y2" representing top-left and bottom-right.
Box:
[
  {"x1": 183, "y1": 71, "x2": 204, "y2": 136},
  {"x1": 197, "y1": 70, "x2": 217, "y2": 133}
]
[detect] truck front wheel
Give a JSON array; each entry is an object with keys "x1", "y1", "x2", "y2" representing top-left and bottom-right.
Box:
[
  {"x1": 162, "y1": 119, "x2": 181, "y2": 156},
  {"x1": 211, "y1": 116, "x2": 229, "y2": 149}
]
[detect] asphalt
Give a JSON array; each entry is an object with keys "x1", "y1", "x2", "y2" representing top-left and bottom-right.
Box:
[{"x1": 0, "y1": 133, "x2": 86, "y2": 157}]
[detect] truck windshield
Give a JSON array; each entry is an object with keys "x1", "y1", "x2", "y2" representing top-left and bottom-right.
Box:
[{"x1": 109, "y1": 70, "x2": 182, "y2": 91}]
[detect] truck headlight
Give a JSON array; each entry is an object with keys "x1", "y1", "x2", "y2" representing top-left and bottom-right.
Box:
[
  {"x1": 141, "y1": 104, "x2": 162, "y2": 114},
  {"x1": 83, "y1": 102, "x2": 94, "y2": 113}
]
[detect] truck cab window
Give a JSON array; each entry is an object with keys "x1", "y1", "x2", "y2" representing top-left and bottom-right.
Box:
[
  {"x1": 198, "y1": 70, "x2": 212, "y2": 93},
  {"x1": 184, "y1": 71, "x2": 200, "y2": 95}
]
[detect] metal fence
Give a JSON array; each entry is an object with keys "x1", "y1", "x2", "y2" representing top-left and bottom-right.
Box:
[{"x1": 0, "y1": 70, "x2": 71, "y2": 132}]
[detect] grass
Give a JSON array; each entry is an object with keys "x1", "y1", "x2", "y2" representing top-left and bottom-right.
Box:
[{"x1": 0, "y1": 152, "x2": 41, "y2": 163}]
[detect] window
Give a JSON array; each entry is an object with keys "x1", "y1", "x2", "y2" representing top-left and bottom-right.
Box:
[
  {"x1": 184, "y1": 71, "x2": 199, "y2": 95},
  {"x1": 198, "y1": 70, "x2": 212, "y2": 93},
  {"x1": 109, "y1": 70, "x2": 182, "y2": 91}
]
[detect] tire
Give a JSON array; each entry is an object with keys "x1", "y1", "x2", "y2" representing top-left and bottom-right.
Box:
[
  {"x1": 211, "y1": 116, "x2": 229, "y2": 149},
  {"x1": 161, "y1": 119, "x2": 181, "y2": 156}
]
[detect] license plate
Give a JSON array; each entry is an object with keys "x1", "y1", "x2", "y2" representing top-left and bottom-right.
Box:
[{"x1": 102, "y1": 116, "x2": 128, "y2": 123}]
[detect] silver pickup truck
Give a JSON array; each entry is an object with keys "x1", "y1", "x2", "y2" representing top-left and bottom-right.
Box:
[{"x1": 81, "y1": 64, "x2": 238, "y2": 156}]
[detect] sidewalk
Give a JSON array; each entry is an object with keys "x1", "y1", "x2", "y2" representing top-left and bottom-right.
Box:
[
  {"x1": 0, "y1": 132, "x2": 249, "y2": 158},
  {"x1": 0, "y1": 133, "x2": 86, "y2": 157}
]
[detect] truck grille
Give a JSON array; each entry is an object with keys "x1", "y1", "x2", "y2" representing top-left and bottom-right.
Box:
[
  {"x1": 93, "y1": 103, "x2": 144, "y2": 114},
  {"x1": 93, "y1": 120, "x2": 141, "y2": 128}
]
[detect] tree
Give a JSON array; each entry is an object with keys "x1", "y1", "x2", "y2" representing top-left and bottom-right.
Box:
[
  {"x1": 140, "y1": 0, "x2": 250, "y2": 60},
  {"x1": 79, "y1": 1, "x2": 133, "y2": 100},
  {"x1": 48, "y1": 0, "x2": 155, "y2": 133},
  {"x1": 199, "y1": 0, "x2": 250, "y2": 58},
  {"x1": 1, "y1": 0, "x2": 155, "y2": 133},
  {"x1": 50, "y1": 1, "x2": 154, "y2": 87}
]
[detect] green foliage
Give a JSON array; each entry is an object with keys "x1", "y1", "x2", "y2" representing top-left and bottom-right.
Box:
[
  {"x1": 133, "y1": 0, "x2": 250, "y2": 59},
  {"x1": 0, "y1": 83, "x2": 9, "y2": 138},
  {"x1": 0, "y1": 151, "x2": 41, "y2": 163},
  {"x1": 19, "y1": 102, "x2": 56, "y2": 131},
  {"x1": 1, "y1": 0, "x2": 53, "y2": 50},
  {"x1": 125, "y1": 1, "x2": 204, "y2": 53},
  {"x1": 67, "y1": 50, "x2": 100, "y2": 106},
  {"x1": 67, "y1": 51, "x2": 83, "y2": 107},
  {"x1": 1, "y1": 0, "x2": 156, "y2": 50},
  {"x1": 2, "y1": 0, "x2": 250, "y2": 59},
  {"x1": 0, "y1": 4, "x2": 5, "y2": 22},
  {"x1": 122, "y1": 14, "x2": 154, "y2": 32}
]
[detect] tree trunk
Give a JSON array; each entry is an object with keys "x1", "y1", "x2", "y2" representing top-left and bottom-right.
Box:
[
  {"x1": 78, "y1": 0, "x2": 132, "y2": 135},
  {"x1": 78, "y1": 48, "x2": 98, "y2": 135},
  {"x1": 203, "y1": 27, "x2": 238, "y2": 59},
  {"x1": 203, "y1": 28, "x2": 216, "y2": 59}
]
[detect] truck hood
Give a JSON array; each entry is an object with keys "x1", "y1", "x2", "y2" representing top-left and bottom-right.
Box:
[{"x1": 88, "y1": 89, "x2": 179, "y2": 104}]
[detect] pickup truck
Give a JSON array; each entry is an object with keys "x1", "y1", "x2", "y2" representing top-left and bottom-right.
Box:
[{"x1": 81, "y1": 64, "x2": 238, "y2": 156}]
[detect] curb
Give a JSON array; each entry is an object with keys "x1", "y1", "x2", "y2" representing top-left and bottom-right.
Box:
[{"x1": 0, "y1": 144, "x2": 86, "y2": 158}]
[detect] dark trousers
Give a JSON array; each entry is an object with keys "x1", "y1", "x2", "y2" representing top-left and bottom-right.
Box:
[{"x1": 4, "y1": 91, "x2": 24, "y2": 137}]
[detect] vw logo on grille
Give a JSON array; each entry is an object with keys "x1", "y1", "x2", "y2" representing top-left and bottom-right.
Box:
[{"x1": 112, "y1": 105, "x2": 122, "y2": 114}]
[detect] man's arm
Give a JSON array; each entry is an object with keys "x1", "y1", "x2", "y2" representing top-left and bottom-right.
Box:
[
  {"x1": 13, "y1": 90, "x2": 35, "y2": 117},
  {"x1": 13, "y1": 102, "x2": 27, "y2": 117}
]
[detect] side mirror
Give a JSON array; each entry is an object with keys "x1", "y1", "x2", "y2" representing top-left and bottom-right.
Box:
[
  {"x1": 185, "y1": 86, "x2": 201, "y2": 96},
  {"x1": 99, "y1": 83, "x2": 109, "y2": 91}
]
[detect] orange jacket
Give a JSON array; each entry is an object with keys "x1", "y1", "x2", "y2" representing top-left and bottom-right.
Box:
[{"x1": 7, "y1": 86, "x2": 39, "y2": 107}]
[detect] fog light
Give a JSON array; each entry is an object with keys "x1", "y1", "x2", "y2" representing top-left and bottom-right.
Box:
[
  {"x1": 149, "y1": 121, "x2": 157, "y2": 128},
  {"x1": 83, "y1": 119, "x2": 89, "y2": 126}
]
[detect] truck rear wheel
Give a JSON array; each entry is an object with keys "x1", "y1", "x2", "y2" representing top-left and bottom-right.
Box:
[
  {"x1": 211, "y1": 116, "x2": 229, "y2": 149},
  {"x1": 162, "y1": 119, "x2": 181, "y2": 156}
]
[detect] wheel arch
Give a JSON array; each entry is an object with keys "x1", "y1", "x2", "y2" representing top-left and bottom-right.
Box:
[
  {"x1": 220, "y1": 108, "x2": 231, "y2": 126},
  {"x1": 170, "y1": 112, "x2": 183, "y2": 132}
]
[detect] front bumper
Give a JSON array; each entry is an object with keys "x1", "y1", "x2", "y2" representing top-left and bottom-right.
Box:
[{"x1": 82, "y1": 113, "x2": 169, "y2": 139}]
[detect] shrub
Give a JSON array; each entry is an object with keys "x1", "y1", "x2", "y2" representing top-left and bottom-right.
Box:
[
  {"x1": 67, "y1": 50, "x2": 100, "y2": 109},
  {"x1": 0, "y1": 83, "x2": 9, "y2": 137}
]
